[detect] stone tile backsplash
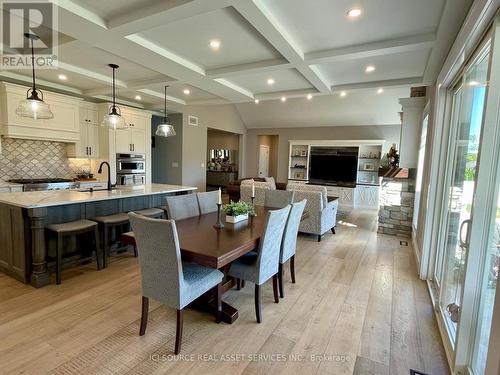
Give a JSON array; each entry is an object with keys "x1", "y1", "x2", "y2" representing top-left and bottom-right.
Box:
[{"x1": 0, "y1": 138, "x2": 91, "y2": 181}]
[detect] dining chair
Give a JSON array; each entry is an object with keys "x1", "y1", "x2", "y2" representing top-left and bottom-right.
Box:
[
  {"x1": 128, "y1": 213, "x2": 224, "y2": 354},
  {"x1": 278, "y1": 199, "x2": 306, "y2": 298},
  {"x1": 164, "y1": 193, "x2": 200, "y2": 220},
  {"x1": 264, "y1": 190, "x2": 295, "y2": 208},
  {"x1": 228, "y1": 205, "x2": 291, "y2": 323},
  {"x1": 196, "y1": 191, "x2": 219, "y2": 214}
]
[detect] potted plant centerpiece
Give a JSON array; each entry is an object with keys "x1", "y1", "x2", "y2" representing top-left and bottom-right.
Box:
[{"x1": 223, "y1": 201, "x2": 255, "y2": 223}]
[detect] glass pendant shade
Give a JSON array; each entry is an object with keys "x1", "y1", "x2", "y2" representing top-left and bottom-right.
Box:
[
  {"x1": 17, "y1": 34, "x2": 54, "y2": 120},
  {"x1": 16, "y1": 89, "x2": 53, "y2": 119},
  {"x1": 101, "y1": 63, "x2": 127, "y2": 130},
  {"x1": 155, "y1": 85, "x2": 176, "y2": 137},
  {"x1": 102, "y1": 106, "x2": 128, "y2": 130}
]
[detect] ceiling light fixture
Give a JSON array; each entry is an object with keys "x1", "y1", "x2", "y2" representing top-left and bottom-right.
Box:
[
  {"x1": 183, "y1": 88, "x2": 191, "y2": 95},
  {"x1": 365, "y1": 65, "x2": 375, "y2": 73},
  {"x1": 377, "y1": 88, "x2": 384, "y2": 94},
  {"x1": 16, "y1": 33, "x2": 54, "y2": 120},
  {"x1": 58, "y1": 74, "x2": 67, "y2": 81},
  {"x1": 281, "y1": 96, "x2": 286, "y2": 102},
  {"x1": 307, "y1": 94, "x2": 313, "y2": 100},
  {"x1": 135, "y1": 95, "x2": 142, "y2": 100},
  {"x1": 209, "y1": 40, "x2": 221, "y2": 50},
  {"x1": 101, "y1": 64, "x2": 127, "y2": 130},
  {"x1": 347, "y1": 8, "x2": 362, "y2": 18},
  {"x1": 267, "y1": 78, "x2": 275, "y2": 85},
  {"x1": 468, "y1": 80, "x2": 480, "y2": 86},
  {"x1": 340, "y1": 91, "x2": 347, "y2": 97},
  {"x1": 254, "y1": 99, "x2": 260, "y2": 104},
  {"x1": 155, "y1": 85, "x2": 176, "y2": 138}
]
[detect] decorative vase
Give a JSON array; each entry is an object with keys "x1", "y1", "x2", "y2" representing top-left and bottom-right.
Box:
[{"x1": 225, "y1": 213, "x2": 249, "y2": 223}]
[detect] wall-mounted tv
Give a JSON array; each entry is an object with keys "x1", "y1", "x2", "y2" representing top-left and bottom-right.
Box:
[{"x1": 309, "y1": 147, "x2": 359, "y2": 184}]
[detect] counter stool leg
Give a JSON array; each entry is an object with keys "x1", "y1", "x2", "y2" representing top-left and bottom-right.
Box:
[
  {"x1": 103, "y1": 226, "x2": 109, "y2": 268},
  {"x1": 56, "y1": 234, "x2": 63, "y2": 285},
  {"x1": 94, "y1": 226, "x2": 101, "y2": 270}
]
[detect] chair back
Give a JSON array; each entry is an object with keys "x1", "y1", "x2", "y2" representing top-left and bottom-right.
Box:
[
  {"x1": 280, "y1": 200, "x2": 306, "y2": 263},
  {"x1": 128, "y1": 213, "x2": 183, "y2": 308},
  {"x1": 255, "y1": 205, "x2": 291, "y2": 284},
  {"x1": 287, "y1": 183, "x2": 328, "y2": 207},
  {"x1": 165, "y1": 193, "x2": 200, "y2": 220},
  {"x1": 197, "y1": 191, "x2": 219, "y2": 214},
  {"x1": 265, "y1": 190, "x2": 295, "y2": 208}
]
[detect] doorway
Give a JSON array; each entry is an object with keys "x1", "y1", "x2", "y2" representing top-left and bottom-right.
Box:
[
  {"x1": 257, "y1": 135, "x2": 279, "y2": 179},
  {"x1": 258, "y1": 145, "x2": 269, "y2": 177}
]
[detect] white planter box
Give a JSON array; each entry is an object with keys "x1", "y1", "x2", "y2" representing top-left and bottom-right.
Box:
[{"x1": 226, "y1": 213, "x2": 249, "y2": 223}]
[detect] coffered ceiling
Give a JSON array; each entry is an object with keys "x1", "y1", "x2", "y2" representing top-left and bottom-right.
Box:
[{"x1": 0, "y1": 0, "x2": 472, "y2": 111}]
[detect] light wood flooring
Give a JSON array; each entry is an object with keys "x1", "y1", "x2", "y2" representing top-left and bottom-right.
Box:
[{"x1": 0, "y1": 210, "x2": 449, "y2": 375}]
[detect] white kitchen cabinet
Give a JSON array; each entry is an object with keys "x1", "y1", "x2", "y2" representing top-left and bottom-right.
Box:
[
  {"x1": 355, "y1": 185, "x2": 380, "y2": 209},
  {"x1": 131, "y1": 128, "x2": 146, "y2": 153},
  {"x1": 115, "y1": 127, "x2": 133, "y2": 153},
  {"x1": 67, "y1": 103, "x2": 100, "y2": 158},
  {"x1": 0, "y1": 82, "x2": 80, "y2": 142}
]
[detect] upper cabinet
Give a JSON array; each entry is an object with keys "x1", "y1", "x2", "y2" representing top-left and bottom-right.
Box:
[
  {"x1": 0, "y1": 82, "x2": 80, "y2": 142},
  {"x1": 67, "y1": 102, "x2": 100, "y2": 158}
]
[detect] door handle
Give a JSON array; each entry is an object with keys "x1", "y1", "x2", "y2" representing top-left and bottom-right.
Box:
[
  {"x1": 459, "y1": 219, "x2": 471, "y2": 248},
  {"x1": 85, "y1": 146, "x2": 89, "y2": 155},
  {"x1": 89, "y1": 146, "x2": 92, "y2": 155}
]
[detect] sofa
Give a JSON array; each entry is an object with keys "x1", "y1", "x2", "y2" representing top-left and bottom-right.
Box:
[
  {"x1": 227, "y1": 177, "x2": 287, "y2": 203},
  {"x1": 287, "y1": 183, "x2": 338, "y2": 241}
]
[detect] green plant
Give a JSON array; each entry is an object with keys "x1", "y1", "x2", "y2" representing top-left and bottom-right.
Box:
[{"x1": 223, "y1": 201, "x2": 254, "y2": 216}]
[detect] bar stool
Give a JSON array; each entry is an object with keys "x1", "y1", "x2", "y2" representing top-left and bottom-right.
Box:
[
  {"x1": 132, "y1": 208, "x2": 164, "y2": 219},
  {"x1": 46, "y1": 219, "x2": 101, "y2": 285},
  {"x1": 92, "y1": 213, "x2": 129, "y2": 268}
]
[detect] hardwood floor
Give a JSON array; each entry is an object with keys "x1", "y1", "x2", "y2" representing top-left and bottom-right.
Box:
[{"x1": 0, "y1": 210, "x2": 449, "y2": 375}]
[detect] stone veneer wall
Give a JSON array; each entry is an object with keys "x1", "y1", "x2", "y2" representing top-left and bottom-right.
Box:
[
  {"x1": 378, "y1": 177, "x2": 415, "y2": 237},
  {"x1": 0, "y1": 137, "x2": 91, "y2": 181}
]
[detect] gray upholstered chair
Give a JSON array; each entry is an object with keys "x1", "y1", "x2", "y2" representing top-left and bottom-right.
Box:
[
  {"x1": 128, "y1": 213, "x2": 224, "y2": 354},
  {"x1": 196, "y1": 191, "x2": 219, "y2": 214},
  {"x1": 240, "y1": 180, "x2": 274, "y2": 206},
  {"x1": 228, "y1": 205, "x2": 291, "y2": 323},
  {"x1": 164, "y1": 193, "x2": 200, "y2": 220},
  {"x1": 264, "y1": 190, "x2": 295, "y2": 208},
  {"x1": 287, "y1": 183, "x2": 338, "y2": 242},
  {"x1": 278, "y1": 199, "x2": 306, "y2": 298}
]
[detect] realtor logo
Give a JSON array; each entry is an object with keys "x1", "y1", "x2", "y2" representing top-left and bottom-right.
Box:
[{"x1": 0, "y1": 0, "x2": 58, "y2": 69}]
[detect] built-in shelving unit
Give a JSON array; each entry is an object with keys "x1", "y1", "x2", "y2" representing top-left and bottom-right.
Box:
[
  {"x1": 357, "y1": 144, "x2": 383, "y2": 185},
  {"x1": 288, "y1": 144, "x2": 310, "y2": 181}
]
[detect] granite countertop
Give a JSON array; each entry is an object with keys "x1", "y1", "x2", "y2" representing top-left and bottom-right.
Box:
[
  {"x1": 0, "y1": 184, "x2": 197, "y2": 208},
  {"x1": 0, "y1": 181, "x2": 22, "y2": 188}
]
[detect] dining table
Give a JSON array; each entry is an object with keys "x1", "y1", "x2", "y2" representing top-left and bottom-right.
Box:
[{"x1": 122, "y1": 205, "x2": 286, "y2": 324}]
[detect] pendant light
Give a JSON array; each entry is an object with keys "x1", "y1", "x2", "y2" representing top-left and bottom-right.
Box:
[
  {"x1": 16, "y1": 33, "x2": 54, "y2": 120},
  {"x1": 155, "y1": 85, "x2": 176, "y2": 137},
  {"x1": 101, "y1": 64, "x2": 127, "y2": 130}
]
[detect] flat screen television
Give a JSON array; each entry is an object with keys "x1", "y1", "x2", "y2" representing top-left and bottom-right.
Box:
[{"x1": 309, "y1": 147, "x2": 358, "y2": 184}]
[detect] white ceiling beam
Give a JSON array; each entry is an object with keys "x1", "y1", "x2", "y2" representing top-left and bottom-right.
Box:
[
  {"x1": 213, "y1": 78, "x2": 254, "y2": 98},
  {"x1": 206, "y1": 59, "x2": 291, "y2": 78},
  {"x1": 108, "y1": 0, "x2": 233, "y2": 36},
  {"x1": 57, "y1": 62, "x2": 127, "y2": 87},
  {"x1": 82, "y1": 76, "x2": 177, "y2": 96},
  {"x1": 92, "y1": 95, "x2": 146, "y2": 109},
  {"x1": 48, "y1": 0, "x2": 107, "y2": 29},
  {"x1": 137, "y1": 89, "x2": 186, "y2": 105},
  {"x1": 306, "y1": 33, "x2": 437, "y2": 65},
  {"x1": 254, "y1": 88, "x2": 316, "y2": 101},
  {"x1": 233, "y1": 0, "x2": 331, "y2": 94},
  {"x1": 331, "y1": 77, "x2": 425, "y2": 92},
  {"x1": 0, "y1": 71, "x2": 83, "y2": 95}
]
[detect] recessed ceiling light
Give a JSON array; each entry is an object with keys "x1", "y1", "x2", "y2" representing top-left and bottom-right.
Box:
[
  {"x1": 267, "y1": 78, "x2": 275, "y2": 85},
  {"x1": 58, "y1": 74, "x2": 67, "y2": 80},
  {"x1": 340, "y1": 91, "x2": 347, "y2": 97},
  {"x1": 254, "y1": 99, "x2": 260, "y2": 104},
  {"x1": 365, "y1": 65, "x2": 375, "y2": 73},
  {"x1": 281, "y1": 96, "x2": 287, "y2": 102},
  {"x1": 307, "y1": 94, "x2": 313, "y2": 100},
  {"x1": 468, "y1": 80, "x2": 480, "y2": 86},
  {"x1": 347, "y1": 8, "x2": 362, "y2": 18},
  {"x1": 209, "y1": 40, "x2": 221, "y2": 50},
  {"x1": 135, "y1": 95, "x2": 142, "y2": 100},
  {"x1": 377, "y1": 88, "x2": 384, "y2": 94},
  {"x1": 183, "y1": 89, "x2": 190, "y2": 95}
]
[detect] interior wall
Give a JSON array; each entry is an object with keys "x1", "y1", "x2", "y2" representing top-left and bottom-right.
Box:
[
  {"x1": 181, "y1": 104, "x2": 247, "y2": 191},
  {"x1": 207, "y1": 128, "x2": 240, "y2": 150},
  {"x1": 257, "y1": 135, "x2": 279, "y2": 178},
  {"x1": 151, "y1": 113, "x2": 183, "y2": 185},
  {"x1": 246, "y1": 125, "x2": 401, "y2": 182}
]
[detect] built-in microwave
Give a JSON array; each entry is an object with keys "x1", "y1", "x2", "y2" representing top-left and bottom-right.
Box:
[{"x1": 116, "y1": 154, "x2": 145, "y2": 174}]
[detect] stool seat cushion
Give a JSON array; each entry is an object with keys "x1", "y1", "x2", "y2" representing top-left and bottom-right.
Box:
[
  {"x1": 133, "y1": 208, "x2": 164, "y2": 218},
  {"x1": 47, "y1": 219, "x2": 97, "y2": 233},
  {"x1": 93, "y1": 213, "x2": 129, "y2": 225}
]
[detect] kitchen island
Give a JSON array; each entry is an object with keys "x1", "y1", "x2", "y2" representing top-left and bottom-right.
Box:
[{"x1": 0, "y1": 184, "x2": 196, "y2": 287}]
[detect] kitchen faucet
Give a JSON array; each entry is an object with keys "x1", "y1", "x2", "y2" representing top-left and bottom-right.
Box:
[{"x1": 98, "y1": 161, "x2": 113, "y2": 191}]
